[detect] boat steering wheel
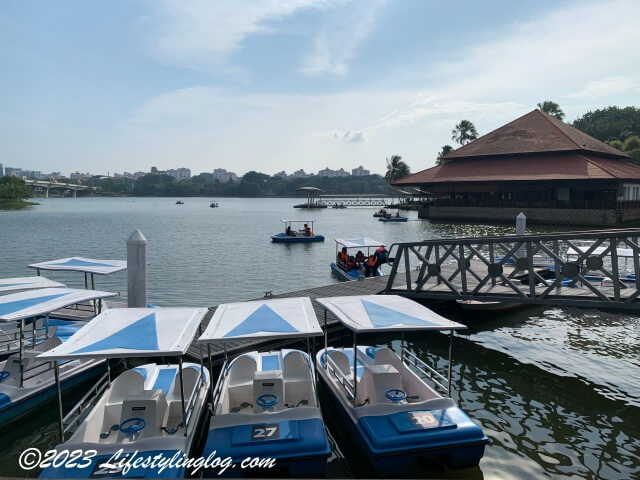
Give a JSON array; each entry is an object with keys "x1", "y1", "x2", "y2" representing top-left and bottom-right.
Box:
[
  {"x1": 0, "y1": 371, "x2": 9, "y2": 382},
  {"x1": 119, "y1": 417, "x2": 147, "y2": 434},
  {"x1": 256, "y1": 394, "x2": 279, "y2": 408},
  {"x1": 385, "y1": 388, "x2": 407, "y2": 402}
]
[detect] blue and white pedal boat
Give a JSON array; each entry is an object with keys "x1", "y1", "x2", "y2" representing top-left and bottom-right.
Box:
[
  {"x1": 0, "y1": 288, "x2": 116, "y2": 423},
  {"x1": 316, "y1": 295, "x2": 488, "y2": 474},
  {"x1": 198, "y1": 297, "x2": 330, "y2": 476},
  {"x1": 29, "y1": 256, "x2": 127, "y2": 290},
  {"x1": 331, "y1": 237, "x2": 386, "y2": 281},
  {"x1": 38, "y1": 307, "x2": 210, "y2": 478},
  {"x1": 271, "y1": 220, "x2": 325, "y2": 243}
]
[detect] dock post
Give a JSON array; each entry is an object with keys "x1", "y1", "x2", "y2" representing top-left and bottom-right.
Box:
[
  {"x1": 127, "y1": 229, "x2": 147, "y2": 308},
  {"x1": 516, "y1": 212, "x2": 526, "y2": 258}
]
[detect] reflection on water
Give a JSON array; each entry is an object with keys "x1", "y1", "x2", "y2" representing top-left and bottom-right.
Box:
[{"x1": 0, "y1": 198, "x2": 638, "y2": 479}]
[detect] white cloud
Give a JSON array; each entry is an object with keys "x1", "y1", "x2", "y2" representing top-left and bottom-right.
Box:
[
  {"x1": 147, "y1": 0, "x2": 342, "y2": 72},
  {"x1": 299, "y1": 0, "x2": 385, "y2": 76},
  {"x1": 569, "y1": 76, "x2": 640, "y2": 99}
]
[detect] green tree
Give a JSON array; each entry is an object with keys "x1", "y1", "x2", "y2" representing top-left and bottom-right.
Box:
[
  {"x1": 384, "y1": 155, "x2": 410, "y2": 182},
  {"x1": 436, "y1": 145, "x2": 454, "y2": 165},
  {"x1": 537, "y1": 100, "x2": 565, "y2": 120},
  {"x1": 0, "y1": 176, "x2": 33, "y2": 200},
  {"x1": 451, "y1": 120, "x2": 478, "y2": 145},
  {"x1": 572, "y1": 106, "x2": 640, "y2": 142}
]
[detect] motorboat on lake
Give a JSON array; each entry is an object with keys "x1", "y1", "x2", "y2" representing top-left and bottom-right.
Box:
[
  {"x1": 316, "y1": 295, "x2": 488, "y2": 474},
  {"x1": 0, "y1": 288, "x2": 116, "y2": 424},
  {"x1": 379, "y1": 211, "x2": 408, "y2": 222},
  {"x1": 38, "y1": 307, "x2": 210, "y2": 478},
  {"x1": 198, "y1": 297, "x2": 330, "y2": 476},
  {"x1": 210, "y1": 201, "x2": 219, "y2": 208},
  {"x1": 271, "y1": 220, "x2": 325, "y2": 243},
  {"x1": 331, "y1": 237, "x2": 388, "y2": 281},
  {"x1": 373, "y1": 209, "x2": 388, "y2": 218},
  {"x1": 176, "y1": 200, "x2": 184, "y2": 205}
]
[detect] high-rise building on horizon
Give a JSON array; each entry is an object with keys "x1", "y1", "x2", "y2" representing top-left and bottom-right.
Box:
[
  {"x1": 0, "y1": 163, "x2": 3, "y2": 176},
  {"x1": 212, "y1": 168, "x2": 238, "y2": 182},
  {"x1": 351, "y1": 165, "x2": 370, "y2": 176}
]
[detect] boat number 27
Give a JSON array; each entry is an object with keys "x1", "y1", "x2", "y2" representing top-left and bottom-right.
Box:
[{"x1": 251, "y1": 424, "x2": 280, "y2": 440}]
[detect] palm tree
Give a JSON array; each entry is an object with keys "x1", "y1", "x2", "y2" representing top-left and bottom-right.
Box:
[
  {"x1": 436, "y1": 145, "x2": 454, "y2": 165},
  {"x1": 451, "y1": 120, "x2": 478, "y2": 145},
  {"x1": 537, "y1": 101, "x2": 565, "y2": 121},
  {"x1": 385, "y1": 155, "x2": 410, "y2": 182}
]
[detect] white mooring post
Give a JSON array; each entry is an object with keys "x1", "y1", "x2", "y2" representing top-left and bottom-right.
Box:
[
  {"x1": 516, "y1": 212, "x2": 526, "y2": 258},
  {"x1": 127, "y1": 229, "x2": 147, "y2": 308}
]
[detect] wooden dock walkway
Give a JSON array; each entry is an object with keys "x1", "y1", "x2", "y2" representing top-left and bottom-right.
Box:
[{"x1": 185, "y1": 276, "x2": 388, "y2": 363}]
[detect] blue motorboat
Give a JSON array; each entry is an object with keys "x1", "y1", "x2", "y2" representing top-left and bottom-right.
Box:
[
  {"x1": 271, "y1": 220, "x2": 325, "y2": 243},
  {"x1": 331, "y1": 237, "x2": 387, "y2": 281},
  {"x1": 39, "y1": 307, "x2": 210, "y2": 478},
  {"x1": 316, "y1": 295, "x2": 488, "y2": 474},
  {"x1": 379, "y1": 211, "x2": 408, "y2": 222},
  {"x1": 198, "y1": 297, "x2": 330, "y2": 476}
]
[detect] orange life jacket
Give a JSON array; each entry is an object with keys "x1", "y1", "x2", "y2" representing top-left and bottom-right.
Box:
[{"x1": 367, "y1": 256, "x2": 377, "y2": 267}]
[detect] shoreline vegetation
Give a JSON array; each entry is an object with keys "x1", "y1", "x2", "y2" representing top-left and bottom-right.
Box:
[
  {"x1": 0, "y1": 176, "x2": 37, "y2": 209},
  {"x1": 0, "y1": 199, "x2": 39, "y2": 209}
]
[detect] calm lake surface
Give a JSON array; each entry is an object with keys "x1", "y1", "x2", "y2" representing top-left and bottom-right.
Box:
[{"x1": 0, "y1": 197, "x2": 638, "y2": 479}]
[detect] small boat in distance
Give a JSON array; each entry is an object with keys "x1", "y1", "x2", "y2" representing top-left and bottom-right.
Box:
[
  {"x1": 332, "y1": 203, "x2": 346, "y2": 209},
  {"x1": 379, "y1": 211, "x2": 408, "y2": 222},
  {"x1": 272, "y1": 220, "x2": 325, "y2": 243},
  {"x1": 331, "y1": 237, "x2": 388, "y2": 281},
  {"x1": 316, "y1": 295, "x2": 488, "y2": 474},
  {"x1": 373, "y1": 208, "x2": 387, "y2": 217},
  {"x1": 176, "y1": 200, "x2": 184, "y2": 205},
  {"x1": 210, "y1": 202, "x2": 219, "y2": 208}
]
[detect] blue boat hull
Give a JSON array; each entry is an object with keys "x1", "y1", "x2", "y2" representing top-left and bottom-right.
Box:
[
  {"x1": 330, "y1": 262, "x2": 381, "y2": 281},
  {"x1": 271, "y1": 233, "x2": 325, "y2": 243},
  {"x1": 379, "y1": 217, "x2": 408, "y2": 222},
  {"x1": 319, "y1": 374, "x2": 487, "y2": 474},
  {"x1": 203, "y1": 417, "x2": 330, "y2": 477}
]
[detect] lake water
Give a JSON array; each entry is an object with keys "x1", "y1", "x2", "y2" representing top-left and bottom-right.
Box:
[{"x1": 0, "y1": 197, "x2": 638, "y2": 479}]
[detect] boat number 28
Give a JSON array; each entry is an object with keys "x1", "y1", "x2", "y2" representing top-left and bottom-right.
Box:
[{"x1": 251, "y1": 424, "x2": 280, "y2": 440}]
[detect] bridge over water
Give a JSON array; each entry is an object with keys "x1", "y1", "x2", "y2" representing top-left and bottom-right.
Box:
[
  {"x1": 384, "y1": 228, "x2": 640, "y2": 310},
  {"x1": 24, "y1": 180, "x2": 94, "y2": 198}
]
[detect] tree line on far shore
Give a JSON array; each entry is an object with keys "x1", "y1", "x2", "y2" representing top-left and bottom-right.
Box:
[{"x1": 85, "y1": 171, "x2": 393, "y2": 197}]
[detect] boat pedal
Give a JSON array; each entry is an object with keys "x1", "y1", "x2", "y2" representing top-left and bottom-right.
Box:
[
  {"x1": 162, "y1": 422, "x2": 183, "y2": 435},
  {"x1": 285, "y1": 399, "x2": 309, "y2": 408},
  {"x1": 100, "y1": 424, "x2": 120, "y2": 439},
  {"x1": 356, "y1": 398, "x2": 370, "y2": 407},
  {"x1": 230, "y1": 402, "x2": 253, "y2": 413}
]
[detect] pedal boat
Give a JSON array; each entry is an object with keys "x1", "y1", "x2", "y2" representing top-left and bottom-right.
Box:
[
  {"x1": 29, "y1": 256, "x2": 127, "y2": 290},
  {"x1": 198, "y1": 297, "x2": 330, "y2": 476},
  {"x1": 271, "y1": 220, "x2": 325, "y2": 243},
  {"x1": 315, "y1": 295, "x2": 488, "y2": 474},
  {"x1": 38, "y1": 307, "x2": 210, "y2": 478},
  {"x1": 0, "y1": 288, "x2": 116, "y2": 423},
  {"x1": 330, "y1": 237, "x2": 386, "y2": 281}
]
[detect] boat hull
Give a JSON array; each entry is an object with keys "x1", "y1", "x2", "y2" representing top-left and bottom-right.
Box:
[
  {"x1": 330, "y1": 262, "x2": 381, "y2": 281},
  {"x1": 379, "y1": 217, "x2": 408, "y2": 222},
  {"x1": 271, "y1": 233, "x2": 325, "y2": 243}
]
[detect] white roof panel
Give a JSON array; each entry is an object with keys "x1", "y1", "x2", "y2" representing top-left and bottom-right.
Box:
[
  {"x1": 199, "y1": 297, "x2": 322, "y2": 343},
  {"x1": 0, "y1": 276, "x2": 66, "y2": 294},
  {"x1": 566, "y1": 246, "x2": 636, "y2": 258},
  {"x1": 29, "y1": 257, "x2": 127, "y2": 275},
  {"x1": 39, "y1": 307, "x2": 207, "y2": 360},
  {"x1": 334, "y1": 237, "x2": 385, "y2": 249},
  {"x1": 0, "y1": 288, "x2": 117, "y2": 322},
  {"x1": 316, "y1": 295, "x2": 466, "y2": 333}
]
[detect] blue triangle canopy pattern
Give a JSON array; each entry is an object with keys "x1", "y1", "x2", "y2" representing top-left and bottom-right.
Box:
[
  {"x1": 72, "y1": 313, "x2": 159, "y2": 354},
  {"x1": 361, "y1": 300, "x2": 438, "y2": 328},
  {"x1": 0, "y1": 282, "x2": 30, "y2": 288},
  {"x1": 225, "y1": 304, "x2": 298, "y2": 337},
  {"x1": 0, "y1": 293, "x2": 68, "y2": 316},
  {"x1": 52, "y1": 259, "x2": 117, "y2": 268}
]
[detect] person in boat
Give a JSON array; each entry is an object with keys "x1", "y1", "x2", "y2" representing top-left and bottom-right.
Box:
[
  {"x1": 396, "y1": 211, "x2": 400, "y2": 218},
  {"x1": 304, "y1": 223, "x2": 312, "y2": 236},
  {"x1": 364, "y1": 254, "x2": 378, "y2": 277},
  {"x1": 337, "y1": 247, "x2": 348, "y2": 269},
  {"x1": 286, "y1": 225, "x2": 293, "y2": 236},
  {"x1": 355, "y1": 250, "x2": 365, "y2": 266},
  {"x1": 375, "y1": 245, "x2": 389, "y2": 264},
  {"x1": 347, "y1": 255, "x2": 356, "y2": 271}
]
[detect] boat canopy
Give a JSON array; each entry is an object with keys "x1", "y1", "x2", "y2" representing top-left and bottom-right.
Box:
[
  {"x1": 198, "y1": 297, "x2": 322, "y2": 343},
  {"x1": 38, "y1": 307, "x2": 207, "y2": 360},
  {"x1": 335, "y1": 237, "x2": 385, "y2": 249},
  {"x1": 0, "y1": 288, "x2": 117, "y2": 322},
  {"x1": 566, "y1": 246, "x2": 637, "y2": 258},
  {"x1": 280, "y1": 219, "x2": 315, "y2": 223},
  {"x1": 0, "y1": 276, "x2": 65, "y2": 294},
  {"x1": 29, "y1": 257, "x2": 127, "y2": 275},
  {"x1": 316, "y1": 295, "x2": 466, "y2": 333}
]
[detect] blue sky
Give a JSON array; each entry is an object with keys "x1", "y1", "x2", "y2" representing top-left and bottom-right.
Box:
[{"x1": 1, "y1": 0, "x2": 639, "y2": 177}]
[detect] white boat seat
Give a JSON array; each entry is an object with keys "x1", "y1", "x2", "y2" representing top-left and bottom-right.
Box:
[
  {"x1": 374, "y1": 347, "x2": 401, "y2": 368},
  {"x1": 327, "y1": 350, "x2": 351, "y2": 379},
  {"x1": 283, "y1": 351, "x2": 313, "y2": 407},
  {"x1": 228, "y1": 356, "x2": 257, "y2": 412},
  {"x1": 357, "y1": 364, "x2": 404, "y2": 405},
  {"x1": 170, "y1": 365, "x2": 200, "y2": 400},
  {"x1": 107, "y1": 369, "x2": 145, "y2": 404},
  {"x1": 32, "y1": 335, "x2": 62, "y2": 352}
]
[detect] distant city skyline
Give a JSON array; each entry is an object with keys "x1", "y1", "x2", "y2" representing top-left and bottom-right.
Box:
[{"x1": 1, "y1": 1, "x2": 639, "y2": 175}]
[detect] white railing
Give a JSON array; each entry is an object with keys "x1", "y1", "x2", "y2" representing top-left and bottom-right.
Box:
[
  {"x1": 402, "y1": 348, "x2": 449, "y2": 395},
  {"x1": 183, "y1": 368, "x2": 205, "y2": 428},
  {"x1": 211, "y1": 359, "x2": 228, "y2": 415},
  {"x1": 326, "y1": 354, "x2": 355, "y2": 400},
  {"x1": 62, "y1": 372, "x2": 110, "y2": 437}
]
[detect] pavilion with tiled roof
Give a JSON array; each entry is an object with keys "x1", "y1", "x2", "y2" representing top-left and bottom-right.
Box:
[{"x1": 393, "y1": 109, "x2": 640, "y2": 226}]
